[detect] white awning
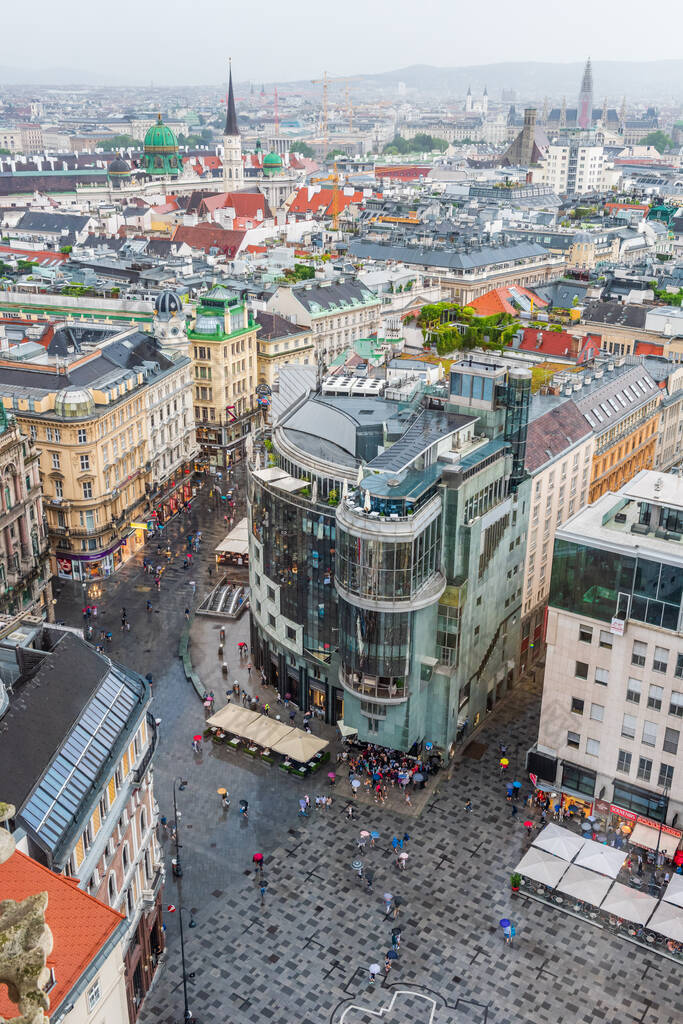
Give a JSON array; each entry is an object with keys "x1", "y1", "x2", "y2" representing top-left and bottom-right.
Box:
[
  {"x1": 600, "y1": 882, "x2": 658, "y2": 925},
  {"x1": 533, "y1": 823, "x2": 586, "y2": 862},
  {"x1": 271, "y1": 475, "x2": 309, "y2": 493},
  {"x1": 574, "y1": 840, "x2": 626, "y2": 879},
  {"x1": 514, "y1": 847, "x2": 567, "y2": 888},
  {"x1": 647, "y1": 902, "x2": 683, "y2": 942},
  {"x1": 553, "y1": 863, "x2": 613, "y2": 906},
  {"x1": 337, "y1": 720, "x2": 358, "y2": 738},
  {"x1": 662, "y1": 873, "x2": 683, "y2": 908},
  {"x1": 630, "y1": 822, "x2": 681, "y2": 859},
  {"x1": 215, "y1": 518, "x2": 249, "y2": 555},
  {"x1": 252, "y1": 467, "x2": 288, "y2": 482}
]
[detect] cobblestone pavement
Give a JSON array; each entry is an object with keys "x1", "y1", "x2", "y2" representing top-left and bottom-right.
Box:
[{"x1": 55, "y1": 477, "x2": 681, "y2": 1024}]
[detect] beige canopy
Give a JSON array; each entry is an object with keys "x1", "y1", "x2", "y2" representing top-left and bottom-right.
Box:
[
  {"x1": 647, "y1": 902, "x2": 683, "y2": 942},
  {"x1": 215, "y1": 518, "x2": 249, "y2": 556},
  {"x1": 207, "y1": 703, "x2": 328, "y2": 762},
  {"x1": 533, "y1": 823, "x2": 586, "y2": 862},
  {"x1": 662, "y1": 873, "x2": 683, "y2": 909},
  {"x1": 271, "y1": 730, "x2": 328, "y2": 762},
  {"x1": 553, "y1": 863, "x2": 613, "y2": 906},
  {"x1": 514, "y1": 847, "x2": 567, "y2": 888},
  {"x1": 207, "y1": 704, "x2": 261, "y2": 733},
  {"x1": 630, "y1": 822, "x2": 681, "y2": 859}
]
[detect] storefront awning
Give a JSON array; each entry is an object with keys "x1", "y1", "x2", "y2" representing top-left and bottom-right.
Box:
[
  {"x1": 647, "y1": 902, "x2": 683, "y2": 942},
  {"x1": 533, "y1": 823, "x2": 586, "y2": 862},
  {"x1": 663, "y1": 873, "x2": 683, "y2": 909},
  {"x1": 553, "y1": 863, "x2": 613, "y2": 906},
  {"x1": 215, "y1": 518, "x2": 249, "y2": 555},
  {"x1": 337, "y1": 720, "x2": 358, "y2": 738},
  {"x1": 514, "y1": 847, "x2": 567, "y2": 888},
  {"x1": 600, "y1": 882, "x2": 658, "y2": 925},
  {"x1": 630, "y1": 822, "x2": 681, "y2": 859},
  {"x1": 574, "y1": 840, "x2": 626, "y2": 879}
]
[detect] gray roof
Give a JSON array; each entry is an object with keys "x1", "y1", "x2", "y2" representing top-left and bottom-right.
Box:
[
  {"x1": 15, "y1": 210, "x2": 91, "y2": 234},
  {"x1": 349, "y1": 239, "x2": 551, "y2": 271},
  {"x1": 582, "y1": 300, "x2": 650, "y2": 329},
  {"x1": 573, "y1": 365, "x2": 658, "y2": 433},
  {"x1": 368, "y1": 408, "x2": 474, "y2": 473},
  {"x1": 289, "y1": 279, "x2": 378, "y2": 314},
  {"x1": 255, "y1": 310, "x2": 307, "y2": 341},
  {"x1": 525, "y1": 399, "x2": 592, "y2": 473}
]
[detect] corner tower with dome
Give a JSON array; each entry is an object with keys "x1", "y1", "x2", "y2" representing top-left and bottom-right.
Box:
[{"x1": 153, "y1": 289, "x2": 188, "y2": 355}]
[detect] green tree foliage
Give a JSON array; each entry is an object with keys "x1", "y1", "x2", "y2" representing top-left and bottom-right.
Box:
[
  {"x1": 96, "y1": 134, "x2": 139, "y2": 150},
  {"x1": 382, "y1": 133, "x2": 448, "y2": 155},
  {"x1": 284, "y1": 263, "x2": 315, "y2": 282},
  {"x1": 418, "y1": 302, "x2": 518, "y2": 354},
  {"x1": 639, "y1": 130, "x2": 673, "y2": 153},
  {"x1": 295, "y1": 141, "x2": 315, "y2": 158},
  {"x1": 325, "y1": 148, "x2": 347, "y2": 160}
]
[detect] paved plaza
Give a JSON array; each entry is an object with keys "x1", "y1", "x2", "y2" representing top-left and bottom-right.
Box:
[{"x1": 54, "y1": 476, "x2": 682, "y2": 1024}]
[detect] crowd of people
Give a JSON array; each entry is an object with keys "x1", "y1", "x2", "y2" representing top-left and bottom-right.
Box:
[{"x1": 337, "y1": 742, "x2": 443, "y2": 805}]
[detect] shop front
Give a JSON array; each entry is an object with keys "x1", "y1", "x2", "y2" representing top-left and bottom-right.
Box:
[
  {"x1": 55, "y1": 530, "x2": 141, "y2": 581},
  {"x1": 608, "y1": 802, "x2": 682, "y2": 859},
  {"x1": 125, "y1": 891, "x2": 164, "y2": 1022},
  {"x1": 151, "y1": 467, "x2": 194, "y2": 526},
  {"x1": 308, "y1": 679, "x2": 327, "y2": 718},
  {"x1": 559, "y1": 762, "x2": 596, "y2": 818}
]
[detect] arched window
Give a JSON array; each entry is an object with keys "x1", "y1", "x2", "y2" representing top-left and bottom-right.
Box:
[
  {"x1": 108, "y1": 873, "x2": 117, "y2": 902},
  {"x1": 139, "y1": 807, "x2": 147, "y2": 835},
  {"x1": 125, "y1": 888, "x2": 134, "y2": 917},
  {"x1": 122, "y1": 843, "x2": 130, "y2": 871}
]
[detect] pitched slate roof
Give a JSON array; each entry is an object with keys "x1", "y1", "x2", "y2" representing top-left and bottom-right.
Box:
[
  {"x1": 171, "y1": 224, "x2": 245, "y2": 257},
  {"x1": 525, "y1": 399, "x2": 592, "y2": 472},
  {"x1": 15, "y1": 211, "x2": 91, "y2": 234},
  {"x1": 255, "y1": 310, "x2": 307, "y2": 341},
  {"x1": 288, "y1": 278, "x2": 378, "y2": 314}
]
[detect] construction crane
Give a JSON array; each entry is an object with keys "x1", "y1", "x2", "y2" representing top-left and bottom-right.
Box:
[
  {"x1": 311, "y1": 73, "x2": 363, "y2": 153},
  {"x1": 274, "y1": 86, "x2": 280, "y2": 136}
]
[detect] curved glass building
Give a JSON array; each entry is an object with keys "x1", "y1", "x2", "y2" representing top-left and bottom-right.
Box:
[{"x1": 248, "y1": 358, "x2": 532, "y2": 753}]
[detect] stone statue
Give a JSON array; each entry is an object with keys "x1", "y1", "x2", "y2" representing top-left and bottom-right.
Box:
[{"x1": 0, "y1": 802, "x2": 52, "y2": 1024}]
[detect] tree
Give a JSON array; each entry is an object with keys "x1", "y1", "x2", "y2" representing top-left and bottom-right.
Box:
[
  {"x1": 0, "y1": 148, "x2": 10, "y2": 155},
  {"x1": 382, "y1": 133, "x2": 448, "y2": 155},
  {"x1": 325, "y1": 148, "x2": 346, "y2": 161},
  {"x1": 178, "y1": 133, "x2": 203, "y2": 147},
  {"x1": 294, "y1": 141, "x2": 315, "y2": 158},
  {"x1": 96, "y1": 134, "x2": 138, "y2": 150},
  {"x1": 59, "y1": 245, "x2": 72, "y2": 254},
  {"x1": 639, "y1": 130, "x2": 673, "y2": 153}
]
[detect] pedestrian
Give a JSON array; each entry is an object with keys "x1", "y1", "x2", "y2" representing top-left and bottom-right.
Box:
[
  {"x1": 383, "y1": 893, "x2": 393, "y2": 915},
  {"x1": 259, "y1": 880, "x2": 267, "y2": 904},
  {"x1": 392, "y1": 894, "x2": 402, "y2": 919},
  {"x1": 146, "y1": 600, "x2": 153, "y2": 613},
  {"x1": 298, "y1": 798, "x2": 308, "y2": 817},
  {"x1": 365, "y1": 867, "x2": 374, "y2": 891},
  {"x1": 464, "y1": 798, "x2": 472, "y2": 813},
  {"x1": 190, "y1": 580, "x2": 196, "y2": 595},
  {"x1": 185, "y1": 608, "x2": 190, "y2": 620},
  {"x1": 384, "y1": 954, "x2": 392, "y2": 974},
  {"x1": 391, "y1": 927, "x2": 400, "y2": 951},
  {"x1": 368, "y1": 964, "x2": 380, "y2": 986},
  {"x1": 222, "y1": 792, "x2": 230, "y2": 809},
  {"x1": 125, "y1": 620, "x2": 130, "y2": 632},
  {"x1": 511, "y1": 805, "x2": 518, "y2": 819}
]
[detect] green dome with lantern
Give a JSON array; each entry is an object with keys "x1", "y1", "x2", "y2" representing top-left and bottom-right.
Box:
[
  {"x1": 263, "y1": 150, "x2": 283, "y2": 176},
  {"x1": 143, "y1": 114, "x2": 180, "y2": 177}
]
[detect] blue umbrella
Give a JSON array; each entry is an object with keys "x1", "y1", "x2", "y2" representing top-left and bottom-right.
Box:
[
  {"x1": 371, "y1": 830, "x2": 380, "y2": 839},
  {"x1": 499, "y1": 918, "x2": 511, "y2": 928},
  {"x1": 513, "y1": 780, "x2": 522, "y2": 789},
  {"x1": 386, "y1": 949, "x2": 398, "y2": 959}
]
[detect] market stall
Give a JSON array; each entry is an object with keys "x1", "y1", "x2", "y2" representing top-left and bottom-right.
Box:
[{"x1": 215, "y1": 518, "x2": 249, "y2": 567}]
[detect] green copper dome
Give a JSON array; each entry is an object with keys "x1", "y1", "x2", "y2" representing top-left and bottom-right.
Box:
[
  {"x1": 143, "y1": 114, "x2": 180, "y2": 177},
  {"x1": 263, "y1": 150, "x2": 283, "y2": 176}
]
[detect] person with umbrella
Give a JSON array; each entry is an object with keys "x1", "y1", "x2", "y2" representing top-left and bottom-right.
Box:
[
  {"x1": 217, "y1": 787, "x2": 230, "y2": 809},
  {"x1": 383, "y1": 892, "x2": 393, "y2": 915},
  {"x1": 384, "y1": 952, "x2": 394, "y2": 974},
  {"x1": 192, "y1": 734, "x2": 202, "y2": 753},
  {"x1": 370, "y1": 830, "x2": 380, "y2": 847},
  {"x1": 368, "y1": 963, "x2": 381, "y2": 985},
  {"x1": 239, "y1": 799, "x2": 248, "y2": 819},
  {"x1": 391, "y1": 927, "x2": 401, "y2": 951},
  {"x1": 499, "y1": 757, "x2": 509, "y2": 774},
  {"x1": 523, "y1": 818, "x2": 534, "y2": 837},
  {"x1": 253, "y1": 852, "x2": 264, "y2": 876},
  {"x1": 328, "y1": 771, "x2": 336, "y2": 786},
  {"x1": 397, "y1": 851, "x2": 409, "y2": 871},
  {"x1": 500, "y1": 918, "x2": 514, "y2": 945}
]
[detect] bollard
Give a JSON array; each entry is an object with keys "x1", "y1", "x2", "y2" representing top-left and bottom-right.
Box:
[
  {"x1": 222, "y1": 663, "x2": 228, "y2": 676},
  {"x1": 218, "y1": 643, "x2": 223, "y2": 657},
  {"x1": 220, "y1": 627, "x2": 226, "y2": 642}
]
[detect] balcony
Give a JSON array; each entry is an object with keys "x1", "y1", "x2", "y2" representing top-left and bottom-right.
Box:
[{"x1": 339, "y1": 665, "x2": 409, "y2": 704}]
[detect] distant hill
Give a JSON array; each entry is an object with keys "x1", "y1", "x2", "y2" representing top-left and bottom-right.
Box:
[
  {"x1": 0, "y1": 65, "x2": 107, "y2": 86},
  {"x1": 280, "y1": 61, "x2": 683, "y2": 102}
]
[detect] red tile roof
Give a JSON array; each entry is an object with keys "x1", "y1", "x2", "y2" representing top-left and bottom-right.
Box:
[
  {"x1": 171, "y1": 225, "x2": 246, "y2": 257},
  {"x1": 634, "y1": 340, "x2": 664, "y2": 356},
  {"x1": 0, "y1": 850, "x2": 124, "y2": 1018},
  {"x1": 469, "y1": 286, "x2": 547, "y2": 317},
  {"x1": 288, "y1": 187, "x2": 365, "y2": 218},
  {"x1": 519, "y1": 327, "x2": 603, "y2": 362},
  {"x1": 604, "y1": 202, "x2": 649, "y2": 213},
  {"x1": 0, "y1": 244, "x2": 69, "y2": 265}
]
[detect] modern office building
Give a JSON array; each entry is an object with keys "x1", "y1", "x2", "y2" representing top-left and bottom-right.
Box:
[
  {"x1": 248, "y1": 356, "x2": 532, "y2": 752},
  {"x1": 0, "y1": 623, "x2": 164, "y2": 1021},
  {"x1": 529, "y1": 470, "x2": 683, "y2": 854}
]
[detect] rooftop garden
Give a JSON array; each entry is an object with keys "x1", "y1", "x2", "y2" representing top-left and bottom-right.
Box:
[{"x1": 416, "y1": 301, "x2": 519, "y2": 355}]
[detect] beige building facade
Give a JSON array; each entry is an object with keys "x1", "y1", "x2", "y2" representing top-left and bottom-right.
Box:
[
  {"x1": 254, "y1": 310, "x2": 315, "y2": 388},
  {"x1": 531, "y1": 472, "x2": 683, "y2": 845}
]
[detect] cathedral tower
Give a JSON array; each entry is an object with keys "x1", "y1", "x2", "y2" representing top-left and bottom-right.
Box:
[{"x1": 577, "y1": 58, "x2": 594, "y2": 130}]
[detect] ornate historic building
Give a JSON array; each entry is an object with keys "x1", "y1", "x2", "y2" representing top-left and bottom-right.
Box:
[
  {"x1": 0, "y1": 406, "x2": 52, "y2": 619},
  {"x1": 142, "y1": 115, "x2": 180, "y2": 177}
]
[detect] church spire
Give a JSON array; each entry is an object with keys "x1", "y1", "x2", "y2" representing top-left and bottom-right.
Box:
[
  {"x1": 225, "y1": 60, "x2": 239, "y2": 136},
  {"x1": 577, "y1": 57, "x2": 594, "y2": 130}
]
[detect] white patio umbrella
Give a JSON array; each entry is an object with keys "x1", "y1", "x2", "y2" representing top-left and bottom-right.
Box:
[
  {"x1": 600, "y1": 882, "x2": 657, "y2": 925},
  {"x1": 514, "y1": 847, "x2": 567, "y2": 888},
  {"x1": 533, "y1": 823, "x2": 586, "y2": 862},
  {"x1": 342, "y1": 479, "x2": 348, "y2": 500},
  {"x1": 553, "y1": 863, "x2": 613, "y2": 905},
  {"x1": 574, "y1": 840, "x2": 626, "y2": 879},
  {"x1": 364, "y1": 489, "x2": 371, "y2": 512},
  {"x1": 662, "y1": 872, "x2": 683, "y2": 908},
  {"x1": 647, "y1": 902, "x2": 683, "y2": 942}
]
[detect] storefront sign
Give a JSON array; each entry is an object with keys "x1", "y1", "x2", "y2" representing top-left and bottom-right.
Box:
[
  {"x1": 529, "y1": 772, "x2": 538, "y2": 787},
  {"x1": 609, "y1": 804, "x2": 637, "y2": 821},
  {"x1": 610, "y1": 617, "x2": 625, "y2": 635},
  {"x1": 130, "y1": 522, "x2": 149, "y2": 530}
]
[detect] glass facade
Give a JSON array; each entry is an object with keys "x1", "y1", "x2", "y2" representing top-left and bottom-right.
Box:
[
  {"x1": 339, "y1": 597, "x2": 410, "y2": 696},
  {"x1": 250, "y1": 480, "x2": 338, "y2": 659},
  {"x1": 612, "y1": 780, "x2": 668, "y2": 822},
  {"x1": 336, "y1": 517, "x2": 441, "y2": 601},
  {"x1": 549, "y1": 539, "x2": 682, "y2": 631}
]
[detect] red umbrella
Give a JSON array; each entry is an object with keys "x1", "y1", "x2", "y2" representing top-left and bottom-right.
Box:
[
  {"x1": 193, "y1": 734, "x2": 202, "y2": 741},
  {"x1": 523, "y1": 820, "x2": 534, "y2": 827},
  {"x1": 674, "y1": 849, "x2": 683, "y2": 866},
  {"x1": 252, "y1": 853, "x2": 263, "y2": 864}
]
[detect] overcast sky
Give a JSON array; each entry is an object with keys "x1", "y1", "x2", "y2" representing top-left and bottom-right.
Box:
[{"x1": 5, "y1": 0, "x2": 683, "y2": 85}]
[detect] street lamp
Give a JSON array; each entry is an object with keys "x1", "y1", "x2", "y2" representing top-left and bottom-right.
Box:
[
  {"x1": 653, "y1": 782, "x2": 671, "y2": 864},
  {"x1": 167, "y1": 904, "x2": 195, "y2": 1022},
  {"x1": 171, "y1": 778, "x2": 187, "y2": 878}
]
